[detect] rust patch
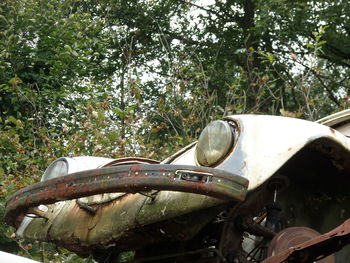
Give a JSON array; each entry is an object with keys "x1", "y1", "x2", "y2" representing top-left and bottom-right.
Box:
[
  {"x1": 267, "y1": 227, "x2": 334, "y2": 263},
  {"x1": 4, "y1": 164, "x2": 248, "y2": 228},
  {"x1": 262, "y1": 218, "x2": 350, "y2": 263}
]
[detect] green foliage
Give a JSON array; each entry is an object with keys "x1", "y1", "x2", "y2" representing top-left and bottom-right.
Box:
[{"x1": 0, "y1": 0, "x2": 349, "y2": 261}]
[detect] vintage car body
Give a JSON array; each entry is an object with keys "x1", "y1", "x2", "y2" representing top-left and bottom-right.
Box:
[{"x1": 5, "y1": 110, "x2": 350, "y2": 263}]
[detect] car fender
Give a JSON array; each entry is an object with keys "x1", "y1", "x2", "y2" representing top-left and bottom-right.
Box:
[
  {"x1": 171, "y1": 115, "x2": 350, "y2": 191},
  {"x1": 222, "y1": 115, "x2": 350, "y2": 190}
]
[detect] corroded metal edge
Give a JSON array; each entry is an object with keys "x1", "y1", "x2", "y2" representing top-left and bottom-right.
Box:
[
  {"x1": 262, "y1": 218, "x2": 350, "y2": 263},
  {"x1": 5, "y1": 164, "x2": 249, "y2": 228}
]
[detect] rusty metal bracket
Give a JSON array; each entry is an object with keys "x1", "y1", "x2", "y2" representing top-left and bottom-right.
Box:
[
  {"x1": 5, "y1": 164, "x2": 248, "y2": 228},
  {"x1": 262, "y1": 218, "x2": 350, "y2": 263},
  {"x1": 235, "y1": 216, "x2": 276, "y2": 239}
]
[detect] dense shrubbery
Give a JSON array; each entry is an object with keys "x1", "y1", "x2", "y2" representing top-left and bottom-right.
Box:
[{"x1": 0, "y1": 0, "x2": 349, "y2": 261}]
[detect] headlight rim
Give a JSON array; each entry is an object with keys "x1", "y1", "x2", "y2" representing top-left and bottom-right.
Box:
[
  {"x1": 195, "y1": 119, "x2": 238, "y2": 167},
  {"x1": 41, "y1": 158, "x2": 69, "y2": 182}
]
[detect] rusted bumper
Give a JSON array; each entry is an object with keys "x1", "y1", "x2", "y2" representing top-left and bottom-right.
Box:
[{"x1": 5, "y1": 164, "x2": 248, "y2": 228}]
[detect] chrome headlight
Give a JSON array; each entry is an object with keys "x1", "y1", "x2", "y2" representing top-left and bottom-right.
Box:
[
  {"x1": 41, "y1": 158, "x2": 68, "y2": 181},
  {"x1": 196, "y1": 120, "x2": 235, "y2": 166}
]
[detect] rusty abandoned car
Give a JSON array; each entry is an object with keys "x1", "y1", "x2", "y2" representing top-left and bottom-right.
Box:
[{"x1": 4, "y1": 110, "x2": 350, "y2": 263}]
